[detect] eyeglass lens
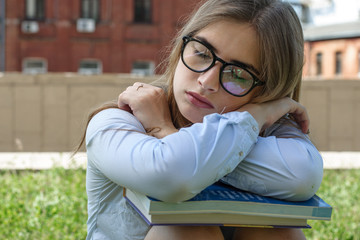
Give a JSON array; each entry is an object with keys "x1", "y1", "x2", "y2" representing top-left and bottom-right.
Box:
[{"x1": 182, "y1": 38, "x2": 256, "y2": 96}]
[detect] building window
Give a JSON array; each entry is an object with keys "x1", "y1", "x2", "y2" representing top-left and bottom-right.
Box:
[
  {"x1": 22, "y1": 58, "x2": 47, "y2": 74},
  {"x1": 134, "y1": 0, "x2": 152, "y2": 23},
  {"x1": 78, "y1": 59, "x2": 102, "y2": 75},
  {"x1": 81, "y1": 0, "x2": 100, "y2": 20},
  {"x1": 25, "y1": 0, "x2": 45, "y2": 20},
  {"x1": 131, "y1": 61, "x2": 154, "y2": 76},
  {"x1": 316, "y1": 52, "x2": 322, "y2": 76},
  {"x1": 335, "y1": 51, "x2": 342, "y2": 75}
]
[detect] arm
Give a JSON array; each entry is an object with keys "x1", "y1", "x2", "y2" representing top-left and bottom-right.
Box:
[
  {"x1": 118, "y1": 82, "x2": 178, "y2": 138},
  {"x1": 86, "y1": 108, "x2": 259, "y2": 203},
  {"x1": 220, "y1": 98, "x2": 323, "y2": 201},
  {"x1": 118, "y1": 83, "x2": 309, "y2": 138},
  {"x1": 115, "y1": 83, "x2": 318, "y2": 201},
  {"x1": 220, "y1": 99, "x2": 322, "y2": 201},
  {"x1": 221, "y1": 120, "x2": 323, "y2": 201}
]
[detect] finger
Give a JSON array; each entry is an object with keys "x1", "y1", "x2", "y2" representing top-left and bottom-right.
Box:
[
  {"x1": 292, "y1": 111, "x2": 310, "y2": 134},
  {"x1": 118, "y1": 84, "x2": 140, "y2": 108},
  {"x1": 133, "y1": 82, "x2": 147, "y2": 91},
  {"x1": 119, "y1": 104, "x2": 132, "y2": 113},
  {"x1": 118, "y1": 92, "x2": 132, "y2": 113},
  {"x1": 117, "y1": 83, "x2": 147, "y2": 110},
  {"x1": 298, "y1": 119, "x2": 310, "y2": 134}
]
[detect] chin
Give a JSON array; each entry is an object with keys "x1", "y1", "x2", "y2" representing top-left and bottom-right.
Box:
[
  {"x1": 183, "y1": 109, "x2": 210, "y2": 124},
  {"x1": 182, "y1": 114, "x2": 202, "y2": 124},
  {"x1": 177, "y1": 97, "x2": 215, "y2": 123},
  {"x1": 178, "y1": 107, "x2": 201, "y2": 124}
]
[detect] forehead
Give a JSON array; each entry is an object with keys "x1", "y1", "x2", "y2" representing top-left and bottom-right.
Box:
[{"x1": 194, "y1": 20, "x2": 260, "y2": 72}]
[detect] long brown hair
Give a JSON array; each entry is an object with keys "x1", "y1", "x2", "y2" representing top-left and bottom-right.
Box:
[
  {"x1": 163, "y1": 0, "x2": 304, "y2": 128},
  {"x1": 75, "y1": 0, "x2": 304, "y2": 151}
]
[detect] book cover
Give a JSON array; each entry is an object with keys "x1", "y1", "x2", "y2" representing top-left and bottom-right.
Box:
[{"x1": 125, "y1": 182, "x2": 332, "y2": 227}]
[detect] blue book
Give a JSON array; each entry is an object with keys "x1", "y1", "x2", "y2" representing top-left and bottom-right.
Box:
[{"x1": 125, "y1": 182, "x2": 332, "y2": 228}]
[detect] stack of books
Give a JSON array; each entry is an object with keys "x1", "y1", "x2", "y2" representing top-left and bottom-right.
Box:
[{"x1": 125, "y1": 182, "x2": 332, "y2": 228}]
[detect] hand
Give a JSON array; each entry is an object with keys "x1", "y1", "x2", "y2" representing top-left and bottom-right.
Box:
[
  {"x1": 118, "y1": 82, "x2": 178, "y2": 138},
  {"x1": 238, "y1": 97, "x2": 310, "y2": 134}
]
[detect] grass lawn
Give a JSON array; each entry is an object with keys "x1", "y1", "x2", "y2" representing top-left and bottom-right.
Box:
[
  {"x1": 0, "y1": 168, "x2": 359, "y2": 239},
  {"x1": 0, "y1": 168, "x2": 87, "y2": 240},
  {"x1": 304, "y1": 169, "x2": 360, "y2": 240}
]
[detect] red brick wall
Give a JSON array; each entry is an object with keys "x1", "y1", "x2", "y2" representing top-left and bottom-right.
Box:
[
  {"x1": 5, "y1": 0, "x2": 197, "y2": 73},
  {"x1": 304, "y1": 38, "x2": 360, "y2": 79}
]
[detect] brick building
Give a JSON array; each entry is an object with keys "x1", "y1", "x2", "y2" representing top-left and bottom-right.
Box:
[
  {"x1": 1, "y1": 0, "x2": 196, "y2": 74},
  {"x1": 303, "y1": 21, "x2": 360, "y2": 79}
]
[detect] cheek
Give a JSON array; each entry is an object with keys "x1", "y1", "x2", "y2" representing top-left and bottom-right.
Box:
[
  {"x1": 218, "y1": 94, "x2": 254, "y2": 113},
  {"x1": 174, "y1": 60, "x2": 195, "y2": 82},
  {"x1": 173, "y1": 62, "x2": 184, "y2": 91},
  {"x1": 173, "y1": 63, "x2": 188, "y2": 108}
]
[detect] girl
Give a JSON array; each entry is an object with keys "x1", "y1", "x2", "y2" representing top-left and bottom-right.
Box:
[{"x1": 80, "y1": 0, "x2": 323, "y2": 239}]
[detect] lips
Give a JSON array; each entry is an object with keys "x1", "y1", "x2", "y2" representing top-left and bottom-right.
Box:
[{"x1": 186, "y1": 91, "x2": 214, "y2": 109}]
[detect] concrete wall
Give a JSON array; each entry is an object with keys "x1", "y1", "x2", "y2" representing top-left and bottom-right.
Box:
[
  {"x1": 301, "y1": 79, "x2": 360, "y2": 151},
  {"x1": 0, "y1": 73, "x2": 156, "y2": 152},
  {"x1": 0, "y1": 73, "x2": 359, "y2": 152}
]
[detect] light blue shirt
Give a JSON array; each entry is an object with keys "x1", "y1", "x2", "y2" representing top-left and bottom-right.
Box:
[{"x1": 85, "y1": 108, "x2": 323, "y2": 240}]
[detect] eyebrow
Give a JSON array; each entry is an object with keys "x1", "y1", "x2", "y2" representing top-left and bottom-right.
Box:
[{"x1": 194, "y1": 35, "x2": 260, "y2": 75}]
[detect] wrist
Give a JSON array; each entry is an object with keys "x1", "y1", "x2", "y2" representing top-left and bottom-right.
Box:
[
  {"x1": 238, "y1": 104, "x2": 266, "y2": 131},
  {"x1": 145, "y1": 125, "x2": 178, "y2": 138}
]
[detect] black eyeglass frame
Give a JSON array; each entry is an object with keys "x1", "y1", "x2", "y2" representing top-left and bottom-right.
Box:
[{"x1": 181, "y1": 36, "x2": 265, "y2": 97}]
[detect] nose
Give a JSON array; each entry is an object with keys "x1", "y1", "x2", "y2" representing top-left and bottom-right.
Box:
[{"x1": 197, "y1": 63, "x2": 221, "y2": 93}]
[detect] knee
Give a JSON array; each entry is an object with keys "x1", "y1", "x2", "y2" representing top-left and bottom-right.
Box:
[
  {"x1": 233, "y1": 227, "x2": 306, "y2": 240},
  {"x1": 145, "y1": 226, "x2": 224, "y2": 240}
]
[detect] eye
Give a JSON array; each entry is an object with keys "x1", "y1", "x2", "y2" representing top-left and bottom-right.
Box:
[
  {"x1": 230, "y1": 67, "x2": 253, "y2": 87},
  {"x1": 194, "y1": 49, "x2": 212, "y2": 60},
  {"x1": 232, "y1": 68, "x2": 246, "y2": 81},
  {"x1": 190, "y1": 42, "x2": 212, "y2": 61}
]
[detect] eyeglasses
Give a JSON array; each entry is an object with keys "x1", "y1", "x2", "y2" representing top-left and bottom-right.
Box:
[{"x1": 181, "y1": 36, "x2": 265, "y2": 97}]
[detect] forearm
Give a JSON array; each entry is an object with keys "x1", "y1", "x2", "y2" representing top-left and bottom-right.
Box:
[
  {"x1": 222, "y1": 132, "x2": 323, "y2": 201},
  {"x1": 86, "y1": 109, "x2": 259, "y2": 202},
  {"x1": 239, "y1": 98, "x2": 310, "y2": 134}
]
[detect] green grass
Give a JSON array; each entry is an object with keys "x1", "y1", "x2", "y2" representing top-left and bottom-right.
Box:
[
  {"x1": 304, "y1": 169, "x2": 360, "y2": 240},
  {"x1": 0, "y1": 168, "x2": 359, "y2": 239},
  {"x1": 0, "y1": 168, "x2": 87, "y2": 240}
]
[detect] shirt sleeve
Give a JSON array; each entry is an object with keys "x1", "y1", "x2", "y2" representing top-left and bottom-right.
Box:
[
  {"x1": 86, "y1": 108, "x2": 259, "y2": 202},
  {"x1": 221, "y1": 121, "x2": 324, "y2": 201}
]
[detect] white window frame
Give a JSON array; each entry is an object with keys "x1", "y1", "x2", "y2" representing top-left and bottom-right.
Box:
[
  {"x1": 335, "y1": 51, "x2": 342, "y2": 76},
  {"x1": 78, "y1": 59, "x2": 102, "y2": 75},
  {"x1": 25, "y1": 0, "x2": 45, "y2": 20},
  {"x1": 22, "y1": 58, "x2": 47, "y2": 74},
  {"x1": 131, "y1": 61, "x2": 155, "y2": 76},
  {"x1": 316, "y1": 52, "x2": 322, "y2": 76},
  {"x1": 81, "y1": 0, "x2": 100, "y2": 21}
]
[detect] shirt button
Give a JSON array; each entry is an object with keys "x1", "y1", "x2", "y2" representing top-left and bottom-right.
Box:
[
  {"x1": 252, "y1": 126, "x2": 257, "y2": 132},
  {"x1": 239, "y1": 151, "x2": 244, "y2": 157}
]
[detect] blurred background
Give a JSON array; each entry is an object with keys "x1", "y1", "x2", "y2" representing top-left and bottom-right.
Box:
[{"x1": 0, "y1": 0, "x2": 359, "y2": 153}]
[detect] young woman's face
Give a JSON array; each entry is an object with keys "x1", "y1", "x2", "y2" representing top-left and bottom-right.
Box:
[{"x1": 173, "y1": 20, "x2": 262, "y2": 123}]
